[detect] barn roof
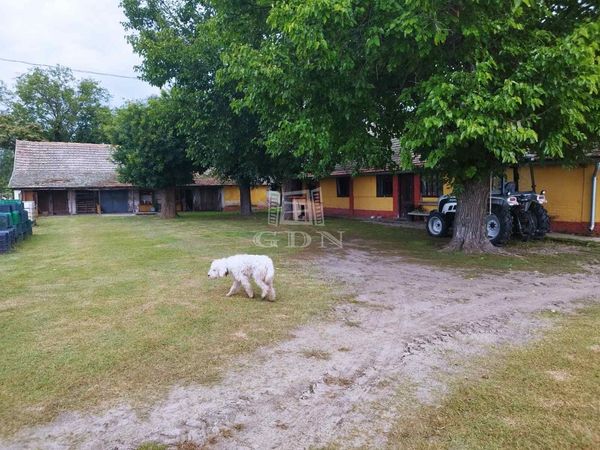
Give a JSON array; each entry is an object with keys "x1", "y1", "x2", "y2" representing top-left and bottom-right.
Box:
[
  {"x1": 8, "y1": 140, "x2": 130, "y2": 189},
  {"x1": 8, "y1": 141, "x2": 237, "y2": 189}
]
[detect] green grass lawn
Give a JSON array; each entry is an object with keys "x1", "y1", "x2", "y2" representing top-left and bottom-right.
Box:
[
  {"x1": 388, "y1": 306, "x2": 600, "y2": 449},
  {"x1": 0, "y1": 212, "x2": 598, "y2": 436},
  {"x1": 0, "y1": 213, "x2": 345, "y2": 435}
]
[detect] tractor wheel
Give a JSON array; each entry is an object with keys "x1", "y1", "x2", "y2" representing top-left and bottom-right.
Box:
[
  {"x1": 487, "y1": 205, "x2": 513, "y2": 246},
  {"x1": 530, "y1": 203, "x2": 550, "y2": 239},
  {"x1": 427, "y1": 211, "x2": 450, "y2": 237},
  {"x1": 517, "y1": 209, "x2": 537, "y2": 242}
]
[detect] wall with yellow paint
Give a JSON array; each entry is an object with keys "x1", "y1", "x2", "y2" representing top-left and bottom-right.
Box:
[
  {"x1": 420, "y1": 196, "x2": 440, "y2": 212},
  {"x1": 223, "y1": 185, "x2": 269, "y2": 207},
  {"x1": 506, "y1": 163, "x2": 599, "y2": 224},
  {"x1": 223, "y1": 185, "x2": 238, "y2": 205},
  {"x1": 320, "y1": 177, "x2": 350, "y2": 210},
  {"x1": 414, "y1": 181, "x2": 451, "y2": 212},
  {"x1": 251, "y1": 185, "x2": 268, "y2": 206},
  {"x1": 353, "y1": 175, "x2": 393, "y2": 212}
]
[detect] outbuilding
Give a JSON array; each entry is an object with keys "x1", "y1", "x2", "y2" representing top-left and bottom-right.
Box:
[
  {"x1": 9, "y1": 140, "x2": 136, "y2": 215},
  {"x1": 9, "y1": 140, "x2": 268, "y2": 215}
]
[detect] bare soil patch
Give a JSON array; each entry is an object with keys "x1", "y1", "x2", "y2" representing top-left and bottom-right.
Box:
[{"x1": 3, "y1": 244, "x2": 599, "y2": 449}]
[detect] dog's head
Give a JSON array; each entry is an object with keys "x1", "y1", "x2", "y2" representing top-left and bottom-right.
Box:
[{"x1": 208, "y1": 258, "x2": 228, "y2": 278}]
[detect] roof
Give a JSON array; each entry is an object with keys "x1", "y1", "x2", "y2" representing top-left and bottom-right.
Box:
[
  {"x1": 189, "y1": 172, "x2": 238, "y2": 187},
  {"x1": 9, "y1": 140, "x2": 130, "y2": 189},
  {"x1": 329, "y1": 138, "x2": 422, "y2": 176},
  {"x1": 8, "y1": 141, "x2": 244, "y2": 189}
]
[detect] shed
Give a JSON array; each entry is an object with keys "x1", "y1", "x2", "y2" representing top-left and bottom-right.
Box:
[{"x1": 9, "y1": 140, "x2": 135, "y2": 215}]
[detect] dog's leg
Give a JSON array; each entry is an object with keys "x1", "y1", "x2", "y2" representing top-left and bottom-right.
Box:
[
  {"x1": 226, "y1": 280, "x2": 241, "y2": 297},
  {"x1": 240, "y1": 277, "x2": 254, "y2": 298},
  {"x1": 267, "y1": 284, "x2": 276, "y2": 301},
  {"x1": 254, "y1": 277, "x2": 270, "y2": 300}
]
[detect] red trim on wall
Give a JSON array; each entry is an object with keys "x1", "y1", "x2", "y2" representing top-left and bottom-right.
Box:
[
  {"x1": 353, "y1": 209, "x2": 397, "y2": 218},
  {"x1": 412, "y1": 174, "x2": 421, "y2": 207},
  {"x1": 392, "y1": 176, "x2": 400, "y2": 218},
  {"x1": 551, "y1": 221, "x2": 600, "y2": 236},
  {"x1": 324, "y1": 207, "x2": 396, "y2": 218},
  {"x1": 324, "y1": 207, "x2": 352, "y2": 217}
]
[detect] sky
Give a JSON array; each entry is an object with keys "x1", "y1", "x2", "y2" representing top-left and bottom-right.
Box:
[{"x1": 0, "y1": 0, "x2": 160, "y2": 107}]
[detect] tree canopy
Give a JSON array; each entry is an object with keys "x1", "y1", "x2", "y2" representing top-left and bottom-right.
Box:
[
  {"x1": 121, "y1": 0, "x2": 300, "y2": 215},
  {"x1": 0, "y1": 115, "x2": 43, "y2": 195},
  {"x1": 10, "y1": 66, "x2": 112, "y2": 143},
  {"x1": 110, "y1": 92, "x2": 199, "y2": 218},
  {"x1": 222, "y1": 0, "x2": 600, "y2": 250}
]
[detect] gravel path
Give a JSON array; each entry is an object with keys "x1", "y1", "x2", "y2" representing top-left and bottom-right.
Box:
[{"x1": 3, "y1": 245, "x2": 599, "y2": 449}]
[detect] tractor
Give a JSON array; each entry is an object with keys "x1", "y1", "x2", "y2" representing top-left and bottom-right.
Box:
[{"x1": 426, "y1": 174, "x2": 550, "y2": 245}]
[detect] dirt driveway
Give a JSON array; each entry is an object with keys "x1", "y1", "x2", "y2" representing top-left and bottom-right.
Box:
[{"x1": 3, "y1": 243, "x2": 600, "y2": 449}]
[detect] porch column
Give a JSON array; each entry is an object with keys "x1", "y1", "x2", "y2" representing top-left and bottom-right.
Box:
[
  {"x1": 68, "y1": 190, "x2": 77, "y2": 215},
  {"x1": 412, "y1": 174, "x2": 421, "y2": 206}
]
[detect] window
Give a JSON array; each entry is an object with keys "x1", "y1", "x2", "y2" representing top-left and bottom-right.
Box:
[
  {"x1": 376, "y1": 174, "x2": 393, "y2": 197},
  {"x1": 336, "y1": 177, "x2": 350, "y2": 197},
  {"x1": 140, "y1": 190, "x2": 154, "y2": 205},
  {"x1": 420, "y1": 173, "x2": 442, "y2": 197}
]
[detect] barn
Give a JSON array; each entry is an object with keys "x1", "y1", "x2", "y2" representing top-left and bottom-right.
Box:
[
  {"x1": 9, "y1": 140, "x2": 137, "y2": 215},
  {"x1": 8, "y1": 140, "x2": 245, "y2": 215}
]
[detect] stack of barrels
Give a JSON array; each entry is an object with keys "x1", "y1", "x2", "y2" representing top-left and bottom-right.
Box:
[{"x1": 0, "y1": 200, "x2": 33, "y2": 253}]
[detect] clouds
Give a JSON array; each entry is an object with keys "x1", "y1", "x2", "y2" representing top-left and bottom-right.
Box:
[{"x1": 0, "y1": 0, "x2": 160, "y2": 106}]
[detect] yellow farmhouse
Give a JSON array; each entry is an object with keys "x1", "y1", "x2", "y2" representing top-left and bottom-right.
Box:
[{"x1": 319, "y1": 160, "x2": 600, "y2": 235}]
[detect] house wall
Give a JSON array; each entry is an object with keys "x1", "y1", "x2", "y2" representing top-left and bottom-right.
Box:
[
  {"x1": 223, "y1": 185, "x2": 269, "y2": 208},
  {"x1": 319, "y1": 164, "x2": 600, "y2": 235},
  {"x1": 506, "y1": 163, "x2": 600, "y2": 234},
  {"x1": 321, "y1": 174, "x2": 396, "y2": 218},
  {"x1": 21, "y1": 188, "x2": 139, "y2": 215},
  {"x1": 252, "y1": 185, "x2": 268, "y2": 207},
  {"x1": 353, "y1": 176, "x2": 394, "y2": 213},
  {"x1": 320, "y1": 178, "x2": 350, "y2": 210}
]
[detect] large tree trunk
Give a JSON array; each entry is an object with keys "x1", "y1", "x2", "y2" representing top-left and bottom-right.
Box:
[
  {"x1": 239, "y1": 183, "x2": 253, "y2": 216},
  {"x1": 445, "y1": 177, "x2": 498, "y2": 253},
  {"x1": 159, "y1": 186, "x2": 177, "y2": 219}
]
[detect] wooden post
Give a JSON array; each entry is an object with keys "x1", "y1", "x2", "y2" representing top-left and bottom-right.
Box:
[
  {"x1": 412, "y1": 174, "x2": 421, "y2": 206},
  {"x1": 393, "y1": 175, "x2": 400, "y2": 218}
]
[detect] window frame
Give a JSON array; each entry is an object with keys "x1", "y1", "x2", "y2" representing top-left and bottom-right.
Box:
[
  {"x1": 376, "y1": 174, "x2": 394, "y2": 198},
  {"x1": 336, "y1": 176, "x2": 350, "y2": 198},
  {"x1": 420, "y1": 173, "x2": 442, "y2": 197}
]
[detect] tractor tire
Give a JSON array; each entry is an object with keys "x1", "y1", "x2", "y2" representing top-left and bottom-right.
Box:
[
  {"x1": 530, "y1": 202, "x2": 550, "y2": 239},
  {"x1": 517, "y1": 209, "x2": 536, "y2": 242},
  {"x1": 427, "y1": 211, "x2": 450, "y2": 238},
  {"x1": 487, "y1": 205, "x2": 513, "y2": 246}
]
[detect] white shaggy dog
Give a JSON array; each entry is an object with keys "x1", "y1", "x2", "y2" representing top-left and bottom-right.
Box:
[{"x1": 208, "y1": 255, "x2": 276, "y2": 301}]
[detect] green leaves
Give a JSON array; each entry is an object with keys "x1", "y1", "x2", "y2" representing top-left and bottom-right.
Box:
[
  {"x1": 248, "y1": 1, "x2": 598, "y2": 184},
  {"x1": 110, "y1": 93, "x2": 197, "y2": 189},
  {"x1": 120, "y1": 0, "x2": 599, "y2": 190},
  {"x1": 9, "y1": 66, "x2": 111, "y2": 143}
]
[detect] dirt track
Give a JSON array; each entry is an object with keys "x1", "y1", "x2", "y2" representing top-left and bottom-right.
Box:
[{"x1": 3, "y1": 244, "x2": 599, "y2": 449}]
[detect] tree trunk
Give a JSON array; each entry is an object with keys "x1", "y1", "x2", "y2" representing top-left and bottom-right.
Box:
[
  {"x1": 239, "y1": 183, "x2": 253, "y2": 216},
  {"x1": 445, "y1": 177, "x2": 498, "y2": 253},
  {"x1": 159, "y1": 186, "x2": 177, "y2": 219}
]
